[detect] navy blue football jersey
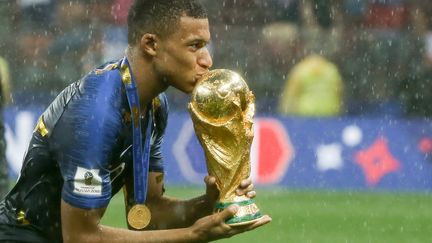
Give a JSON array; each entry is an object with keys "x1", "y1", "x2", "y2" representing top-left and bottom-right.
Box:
[{"x1": 0, "y1": 58, "x2": 168, "y2": 242}]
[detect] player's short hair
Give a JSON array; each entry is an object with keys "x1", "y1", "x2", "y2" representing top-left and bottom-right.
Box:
[{"x1": 127, "y1": 0, "x2": 207, "y2": 44}]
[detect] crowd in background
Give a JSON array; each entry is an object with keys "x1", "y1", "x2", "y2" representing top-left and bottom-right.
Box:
[{"x1": 0, "y1": 0, "x2": 431, "y2": 117}]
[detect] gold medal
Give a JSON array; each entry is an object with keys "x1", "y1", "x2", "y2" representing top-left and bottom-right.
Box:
[{"x1": 127, "y1": 204, "x2": 151, "y2": 230}]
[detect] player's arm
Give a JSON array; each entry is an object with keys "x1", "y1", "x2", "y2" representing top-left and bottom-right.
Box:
[
  {"x1": 125, "y1": 172, "x2": 212, "y2": 230},
  {"x1": 61, "y1": 196, "x2": 270, "y2": 243},
  {"x1": 124, "y1": 171, "x2": 258, "y2": 230},
  {"x1": 61, "y1": 199, "x2": 192, "y2": 243}
]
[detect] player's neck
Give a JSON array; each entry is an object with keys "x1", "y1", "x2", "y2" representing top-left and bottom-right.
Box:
[{"x1": 126, "y1": 47, "x2": 166, "y2": 108}]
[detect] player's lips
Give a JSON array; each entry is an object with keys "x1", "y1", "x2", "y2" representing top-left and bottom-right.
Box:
[
  {"x1": 194, "y1": 75, "x2": 203, "y2": 82},
  {"x1": 195, "y1": 71, "x2": 209, "y2": 81}
]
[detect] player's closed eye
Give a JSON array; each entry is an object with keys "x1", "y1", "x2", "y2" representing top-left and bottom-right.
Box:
[{"x1": 189, "y1": 41, "x2": 206, "y2": 51}]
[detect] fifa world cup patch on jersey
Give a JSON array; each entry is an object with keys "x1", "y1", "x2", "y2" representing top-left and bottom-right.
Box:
[{"x1": 73, "y1": 167, "x2": 103, "y2": 196}]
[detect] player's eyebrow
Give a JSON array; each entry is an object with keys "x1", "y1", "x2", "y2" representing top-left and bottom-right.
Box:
[{"x1": 185, "y1": 36, "x2": 210, "y2": 44}]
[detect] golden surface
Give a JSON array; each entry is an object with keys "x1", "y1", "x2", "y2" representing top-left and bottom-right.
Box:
[
  {"x1": 127, "y1": 204, "x2": 151, "y2": 230},
  {"x1": 189, "y1": 69, "x2": 255, "y2": 202}
]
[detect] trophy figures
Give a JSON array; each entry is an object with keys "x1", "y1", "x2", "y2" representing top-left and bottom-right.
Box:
[{"x1": 188, "y1": 69, "x2": 262, "y2": 225}]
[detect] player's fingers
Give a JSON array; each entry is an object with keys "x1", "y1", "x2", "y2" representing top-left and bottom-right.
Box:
[
  {"x1": 239, "y1": 178, "x2": 252, "y2": 188},
  {"x1": 204, "y1": 175, "x2": 216, "y2": 186},
  {"x1": 204, "y1": 176, "x2": 218, "y2": 194},
  {"x1": 218, "y1": 205, "x2": 238, "y2": 221},
  {"x1": 204, "y1": 176, "x2": 219, "y2": 204},
  {"x1": 247, "y1": 215, "x2": 272, "y2": 230},
  {"x1": 232, "y1": 215, "x2": 272, "y2": 233},
  {"x1": 245, "y1": 190, "x2": 256, "y2": 198},
  {"x1": 236, "y1": 183, "x2": 254, "y2": 196}
]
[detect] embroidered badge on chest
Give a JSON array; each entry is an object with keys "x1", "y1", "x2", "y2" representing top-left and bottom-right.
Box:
[{"x1": 73, "y1": 167, "x2": 103, "y2": 196}]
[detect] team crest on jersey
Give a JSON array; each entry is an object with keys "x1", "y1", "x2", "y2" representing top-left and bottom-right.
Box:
[{"x1": 74, "y1": 167, "x2": 103, "y2": 196}]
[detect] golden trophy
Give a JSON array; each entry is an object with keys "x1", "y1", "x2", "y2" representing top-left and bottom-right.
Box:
[{"x1": 188, "y1": 69, "x2": 262, "y2": 225}]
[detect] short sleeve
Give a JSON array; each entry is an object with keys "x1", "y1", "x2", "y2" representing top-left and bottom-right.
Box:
[{"x1": 50, "y1": 71, "x2": 124, "y2": 209}]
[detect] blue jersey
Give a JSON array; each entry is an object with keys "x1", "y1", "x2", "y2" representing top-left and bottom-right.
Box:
[{"x1": 0, "y1": 58, "x2": 168, "y2": 242}]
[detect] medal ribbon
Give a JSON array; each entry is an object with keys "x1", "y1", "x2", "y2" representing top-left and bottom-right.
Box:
[{"x1": 120, "y1": 58, "x2": 153, "y2": 205}]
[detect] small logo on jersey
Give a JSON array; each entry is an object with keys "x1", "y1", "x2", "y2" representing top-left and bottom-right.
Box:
[
  {"x1": 84, "y1": 171, "x2": 94, "y2": 185},
  {"x1": 74, "y1": 167, "x2": 102, "y2": 196}
]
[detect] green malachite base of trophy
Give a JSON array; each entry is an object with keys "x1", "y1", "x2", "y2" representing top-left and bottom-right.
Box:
[
  {"x1": 215, "y1": 196, "x2": 262, "y2": 225},
  {"x1": 188, "y1": 69, "x2": 264, "y2": 226}
]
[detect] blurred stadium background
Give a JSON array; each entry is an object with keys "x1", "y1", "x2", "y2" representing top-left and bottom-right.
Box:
[{"x1": 1, "y1": 0, "x2": 432, "y2": 242}]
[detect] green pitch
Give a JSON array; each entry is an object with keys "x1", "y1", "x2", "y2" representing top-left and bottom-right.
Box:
[{"x1": 102, "y1": 187, "x2": 432, "y2": 243}]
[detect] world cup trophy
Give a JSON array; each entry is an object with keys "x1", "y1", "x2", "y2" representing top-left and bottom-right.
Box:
[{"x1": 188, "y1": 69, "x2": 263, "y2": 225}]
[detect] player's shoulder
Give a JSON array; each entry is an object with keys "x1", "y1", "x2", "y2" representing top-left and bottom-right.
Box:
[
  {"x1": 92, "y1": 61, "x2": 121, "y2": 76},
  {"x1": 80, "y1": 60, "x2": 123, "y2": 87}
]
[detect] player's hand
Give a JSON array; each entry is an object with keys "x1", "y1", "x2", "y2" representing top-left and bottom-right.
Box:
[
  {"x1": 191, "y1": 205, "x2": 272, "y2": 242},
  {"x1": 235, "y1": 178, "x2": 256, "y2": 198},
  {"x1": 204, "y1": 176, "x2": 256, "y2": 202},
  {"x1": 203, "y1": 176, "x2": 257, "y2": 217}
]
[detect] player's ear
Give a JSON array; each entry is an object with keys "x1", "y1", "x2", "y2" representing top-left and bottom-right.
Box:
[{"x1": 140, "y1": 33, "x2": 157, "y2": 56}]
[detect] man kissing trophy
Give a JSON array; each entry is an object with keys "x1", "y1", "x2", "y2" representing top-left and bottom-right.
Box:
[{"x1": 188, "y1": 69, "x2": 263, "y2": 225}]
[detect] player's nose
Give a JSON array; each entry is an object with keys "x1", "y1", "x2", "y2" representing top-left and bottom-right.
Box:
[{"x1": 198, "y1": 47, "x2": 213, "y2": 69}]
